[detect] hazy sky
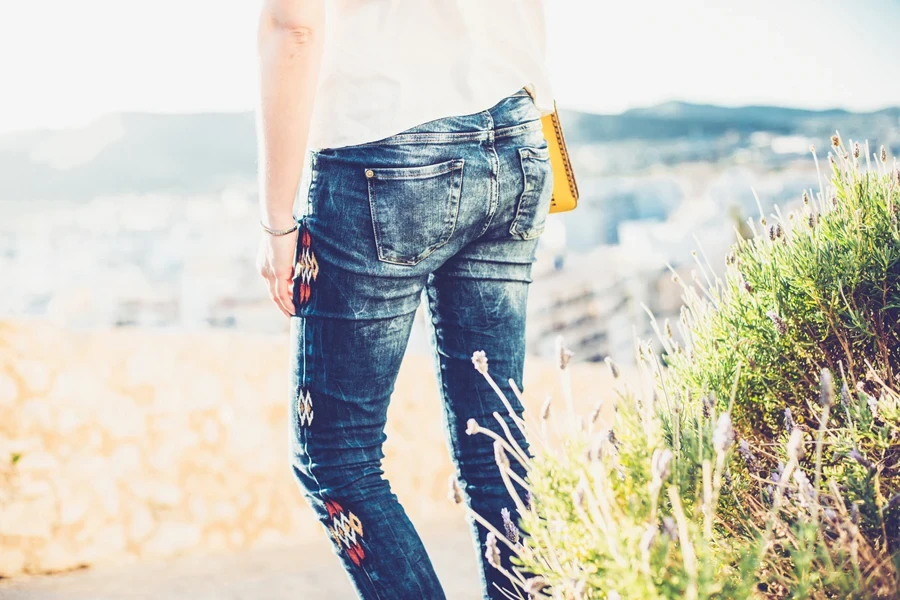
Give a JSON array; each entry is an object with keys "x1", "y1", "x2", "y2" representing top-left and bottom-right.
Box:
[{"x1": 1, "y1": 0, "x2": 898, "y2": 134}]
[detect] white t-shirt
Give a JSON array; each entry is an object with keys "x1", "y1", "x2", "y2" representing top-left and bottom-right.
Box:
[{"x1": 306, "y1": 0, "x2": 553, "y2": 150}]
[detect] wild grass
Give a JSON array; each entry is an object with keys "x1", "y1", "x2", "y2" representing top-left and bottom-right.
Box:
[{"x1": 461, "y1": 137, "x2": 900, "y2": 599}]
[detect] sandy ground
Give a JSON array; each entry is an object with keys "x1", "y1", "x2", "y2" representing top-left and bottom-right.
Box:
[{"x1": 0, "y1": 528, "x2": 482, "y2": 600}]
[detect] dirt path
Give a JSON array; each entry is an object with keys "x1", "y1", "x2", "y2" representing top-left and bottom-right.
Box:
[{"x1": 0, "y1": 529, "x2": 482, "y2": 599}]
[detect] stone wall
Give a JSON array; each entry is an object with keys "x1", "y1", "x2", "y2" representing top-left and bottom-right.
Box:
[{"x1": 0, "y1": 320, "x2": 611, "y2": 577}]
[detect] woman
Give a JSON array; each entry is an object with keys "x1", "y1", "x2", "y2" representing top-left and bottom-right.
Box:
[{"x1": 255, "y1": 1, "x2": 553, "y2": 598}]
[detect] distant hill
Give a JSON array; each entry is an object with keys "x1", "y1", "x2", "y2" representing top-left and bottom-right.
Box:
[
  {"x1": 0, "y1": 113, "x2": 257, "y2": 202},
  {"x1": 561, "y1": 101, "x2": 900, "y2": 144},
  {"x1": 1, "y1": 102, "x2": 897, "y2": 202}
]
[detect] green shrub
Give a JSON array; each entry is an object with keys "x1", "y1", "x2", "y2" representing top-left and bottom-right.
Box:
[
  {"x1": 464, "y1": 141, "x2": 900, "y2": 599},
  {"x1": 664, "y1": 137, "x2": 900, "y2": 551}
]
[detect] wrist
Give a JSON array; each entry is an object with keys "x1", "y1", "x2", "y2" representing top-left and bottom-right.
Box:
[
  {"x1": 260, "y1": 220, "x2": 298, "y2": 237},
  {"x1": 260, "y1": 212, "x2": 296, "y2": 231}
]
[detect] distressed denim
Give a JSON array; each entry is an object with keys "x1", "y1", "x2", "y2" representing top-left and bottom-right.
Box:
[{"x1": 288, "y1": 90, "x2": 552, "y2": 600}]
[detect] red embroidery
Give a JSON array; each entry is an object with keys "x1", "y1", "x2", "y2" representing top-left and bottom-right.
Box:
[
  {"x1": 293, "y1": 225, "x2": 319, "y2": 307},
  {"x1": 325, "y1": 500, "x2": 366, "y2": 566}
]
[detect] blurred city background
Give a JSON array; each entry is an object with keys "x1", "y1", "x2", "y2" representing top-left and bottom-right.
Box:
[{"x1": 1, "y1": 1, "x2": 899, "y2": 596}]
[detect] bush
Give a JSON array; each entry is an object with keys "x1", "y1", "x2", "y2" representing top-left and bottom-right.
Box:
[
  {"x1": 464, "y1": 141, "x2": 900, "y2": 599},
  {"x1": 665, "y1": 137, "x2": 900, "y2": 551}
]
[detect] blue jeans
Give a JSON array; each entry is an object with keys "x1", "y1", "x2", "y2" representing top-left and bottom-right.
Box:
[{"x1": 288, "y1": 90, "x2": 551, "y2": 599}]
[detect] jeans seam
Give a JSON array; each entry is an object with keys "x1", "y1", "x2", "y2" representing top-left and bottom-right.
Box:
[
  {"x1": 423, "y1": 286, "x2": 460, "y2": 463},
  {"x1": 297, "y1": 317, "x2": 384, "y2": 599},
  {"x1": 476, "y1": 112, "x2": 500, "y2": 238}
]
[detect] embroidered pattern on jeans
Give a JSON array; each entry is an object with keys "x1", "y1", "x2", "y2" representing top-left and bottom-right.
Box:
[
  {"x1": 293, "y1": 225, "x2": 319, "y2": 307},
  {"x1": 325, "y1": 499, "x2": 366, "y2": 566},
  {"x1": 296, "y1": 389, "x2": 314, "y2": 427}
]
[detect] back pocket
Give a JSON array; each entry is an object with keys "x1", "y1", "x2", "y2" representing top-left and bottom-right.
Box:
[
  {"x1": 510, "y1": 146, "x2": 552, "y2": 240},
  {"x1": 366, "y1": 159, "x2": 464, "y2": 266}
]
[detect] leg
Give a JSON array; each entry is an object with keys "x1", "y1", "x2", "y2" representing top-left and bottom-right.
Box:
[
  {"x1": 424, "y1": 236, "x2": 538, "y2": 600},
  {"x1": 289, "y1": 222, "x2": 446, "y2": 598},
  {"x1": 289, "y1": 310, "x2": 444, "y2": 599}
]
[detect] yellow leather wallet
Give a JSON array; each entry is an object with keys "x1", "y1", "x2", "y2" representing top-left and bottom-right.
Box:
[{"x1": 541, "y1": 104, "x2": 579, "y2": 213}]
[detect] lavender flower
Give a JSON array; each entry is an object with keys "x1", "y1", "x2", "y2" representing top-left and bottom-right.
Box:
[
  {"x1": 540, "y1": 396, "x2": 552, "y2": 420},
  {"x1": 767, "y1": 311, "x2": 787, "y2": 336},
  {"x1": 604, "y1": 356, "x2": 620, "y2": 379},
  {"x1": 524, "y1": 577, "x2": 548, "y2": 595},
  {"x1": 448, "y1": 476, "x2": 463, "y2": 504},
  {"x1": 787, "y1": 429, "x2": 805, "y2": 462},
  {"x1": 484, "y1": 532, "x2": 501, "y2": 569},
  {"x1": 662, "y1": 516, "x2": 678, "y2": 541},
  {"x1": 471, "y1": 350, "x2": 488, "y2": 375},
  {"x1": 847, "y1": 448, "x2": 874, "y2": 470},
  {"x1": 867, "y1": 393, "x2": 879, "y2": 418},
  {"x1": 784, "y1": 407, "x2": 795, "y2": 433},
  {"x1": 590, "y1": 400, "x2": 604, "y2": 425},
  {"x1": 573, "y1": 479, "x2": 587, "y2": 510},
  {"x1": 793, "y1": 469, "x2": 815, "y2": 506},
  {"x1": 500, "y1": 507, "x2": 519, "y2": 544},
  {"x1": 702, "y1": 393, "x2": 716, "y2": 419},
  {"x1": 738, "y1": 439, "x2": 757, "y2": 471},
  {"x1": 713, "y1": 413, "x2": 734, "y2": 454},
  {"x1": 556, "y1": 336, "x2": 574, "y2": 370},
  {"x1": 819, "y1": 368, "x2": 834, "y2": 407}
]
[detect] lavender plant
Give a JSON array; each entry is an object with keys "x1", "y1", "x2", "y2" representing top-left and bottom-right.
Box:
[
  {"x1": 663, "y1": 137, "x2": 900, "y2": 553},
  {"x1": 461, "y1": 138, "x2": 900, "y2": 598}
]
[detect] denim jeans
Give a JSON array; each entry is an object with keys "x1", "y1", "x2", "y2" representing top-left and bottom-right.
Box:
[{"x1": 288, "y1": 90, "x2": 552, "y2": 600}]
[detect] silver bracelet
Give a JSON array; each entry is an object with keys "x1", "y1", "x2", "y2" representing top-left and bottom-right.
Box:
[{"x1": 260, "y1": 221, "x2": 299, "y2": 236}]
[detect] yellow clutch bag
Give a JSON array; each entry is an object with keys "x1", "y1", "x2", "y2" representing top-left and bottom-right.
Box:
[{"x1": 541, "y1": 104, "x2": 579, "y2": 213}]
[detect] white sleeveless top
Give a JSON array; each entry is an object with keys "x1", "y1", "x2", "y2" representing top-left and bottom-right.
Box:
[{"x1": 306, "y1": 0, "x2": 553, "y2": 150}]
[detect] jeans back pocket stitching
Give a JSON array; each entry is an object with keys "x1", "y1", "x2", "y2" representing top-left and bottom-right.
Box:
[
  {"x1": 510, "y1": 147, "x2": 550, "y2": 239},
  {"x1": 367, "y1": 160, "x2": 464, "y2": 266}
]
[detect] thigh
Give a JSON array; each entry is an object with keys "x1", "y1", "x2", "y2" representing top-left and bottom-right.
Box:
[
  {"x1": 424, "y1": 236, "x2": 539, "y2": 462},
  {"x1": 290, "y1": 149, "x2": 432, "y2": 487}
]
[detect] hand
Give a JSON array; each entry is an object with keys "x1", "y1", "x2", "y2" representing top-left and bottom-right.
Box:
[{"x1": 256, "y1": 228, "x2": 299, "y2": 318}]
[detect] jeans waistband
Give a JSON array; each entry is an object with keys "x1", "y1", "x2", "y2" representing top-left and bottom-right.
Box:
[{"x1": 358, "y1": 89, "x2": 541, "y2": 147}]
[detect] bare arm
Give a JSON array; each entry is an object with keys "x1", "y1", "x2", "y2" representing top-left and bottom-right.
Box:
[{"x1": 255, "y1": 0, "x2": 325, "y2": 317}]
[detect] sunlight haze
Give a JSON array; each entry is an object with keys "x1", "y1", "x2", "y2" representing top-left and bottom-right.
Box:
[{"x1": 1, "y1": 0, "x2": 898, "y2": 134}]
